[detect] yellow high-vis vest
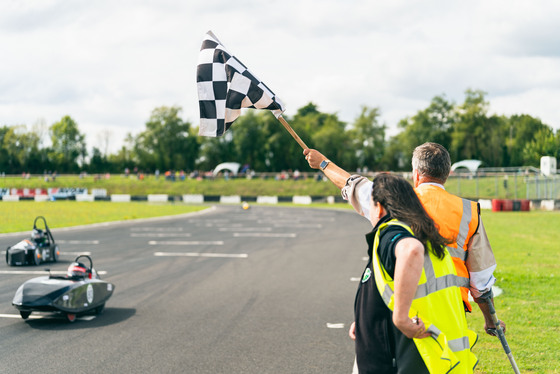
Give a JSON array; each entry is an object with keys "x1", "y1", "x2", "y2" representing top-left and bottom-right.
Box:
[
  {"x1": 372, "y1": 220, "x2": 478, "y2": 373},
  {"x1": 415, "y1": 184, "x2": 480, "y2": 312}
]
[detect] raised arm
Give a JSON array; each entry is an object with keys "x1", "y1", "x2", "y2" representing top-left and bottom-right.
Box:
[
  {"x1": 303, "y1": 148, "x2": 373, "y2": 220},
  {"x1": 303, "y1": 148, "x2": 350, "y2": 189}
]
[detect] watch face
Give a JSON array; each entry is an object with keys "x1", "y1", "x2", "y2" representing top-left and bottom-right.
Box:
[{"x1": 320, "y1": 160, "x2": 329, "y2": 170}]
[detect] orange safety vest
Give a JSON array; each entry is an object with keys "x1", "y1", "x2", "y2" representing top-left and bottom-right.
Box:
[{"x1": 415, "y1": 184, "x2": 480, "y2": 312}]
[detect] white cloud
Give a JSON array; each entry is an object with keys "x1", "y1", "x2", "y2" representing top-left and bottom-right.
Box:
[{"x1": 1, "y1": 0, "x2": 559, "y2": 154}]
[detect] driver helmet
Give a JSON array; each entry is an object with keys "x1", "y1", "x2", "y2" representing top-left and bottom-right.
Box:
[
  {"x1": 67, "y1": 262, "x2": 87, "y2": 278},
  {"x1": 32, "y1": 229, "x2": 44, "y2": 242}
]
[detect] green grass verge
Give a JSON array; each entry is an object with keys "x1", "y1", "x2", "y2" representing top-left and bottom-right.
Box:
[
  {"x1": 468, "y1": 211, "x2": 560, "y2": 374},
  {"x1": 1, "y1": 201, "x2": 208, "y2": 233},
  {"x1": 1, "y1": 202, "x2": 558, "y2": 372}
]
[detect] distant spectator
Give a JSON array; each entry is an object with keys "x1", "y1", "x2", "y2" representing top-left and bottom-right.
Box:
[{"x1": 155, "y1": 169, "x2": 160, "y2": 179}]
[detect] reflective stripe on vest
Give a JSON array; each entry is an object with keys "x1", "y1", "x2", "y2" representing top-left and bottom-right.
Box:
[
  {"x1": 372, "y1": 220, "x2": 478, "y2": 373},
  {"x1": 380, "y1": 250, "x2": 467, "y2": 303},
  {"x1": 446, "y1": 198, "x2": 472, "y2": 261}
]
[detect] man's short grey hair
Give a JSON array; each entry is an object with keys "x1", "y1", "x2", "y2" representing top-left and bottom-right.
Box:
[{"x1": 412, "y1": 142, "x2": 451, "y2": 183}]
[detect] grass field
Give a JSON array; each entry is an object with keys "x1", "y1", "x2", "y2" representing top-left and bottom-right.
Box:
[
  {"x1": 1, "y1": 201, "x2": 558, "y2": 373},
  {"x1": 468, "y1": 211, "x2": 560, "y2": 374},
  {"x1": 1, "y1": 201, "x2": 208, "y2": 233}
]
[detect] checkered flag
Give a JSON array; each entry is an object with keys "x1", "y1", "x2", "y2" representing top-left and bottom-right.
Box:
[{"x1": 197, "y1": 31, "x2": 286, "y2": 137}]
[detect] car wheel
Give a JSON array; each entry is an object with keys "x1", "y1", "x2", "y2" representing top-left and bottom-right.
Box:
[
  {"x1": 67, "y1": 313, "x2": 76, "y2": 323},
  {"x1": 5, "y1": 248, "x2": 9, "y2": 265},
  {"x1": 95, "y1": 303, "x2": 105, "y2": 315},
  {"x1": 20, "y1": 311, "x2": 31, "y2": 319},
  {"x1": 52, "y1": 246, "x2": 59, "y2": 262},
  {"x1": 33, "y1": 250, "x2": 41, "y2": 266}
]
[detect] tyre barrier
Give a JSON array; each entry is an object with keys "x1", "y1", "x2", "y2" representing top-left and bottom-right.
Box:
[{"x1": 491, "y1": 199, "x2": 531, "y2": 212}]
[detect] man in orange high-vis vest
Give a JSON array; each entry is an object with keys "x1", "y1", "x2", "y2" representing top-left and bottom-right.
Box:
[
  {"x1": 303, "y1": 143, "x2": 506, "y2": 336},
  {"x1": 410, "y1": 143, "x2": 504, "y2": 333}
]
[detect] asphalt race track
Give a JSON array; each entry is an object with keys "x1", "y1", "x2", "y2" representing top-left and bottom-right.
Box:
[{"x1": 0, "y1": 205, "x2": 372, "y2": 373}]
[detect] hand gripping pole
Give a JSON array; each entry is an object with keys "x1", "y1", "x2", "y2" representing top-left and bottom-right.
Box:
[{"x1": 486, "y1": 298, "x2": 521, "y2": 374}]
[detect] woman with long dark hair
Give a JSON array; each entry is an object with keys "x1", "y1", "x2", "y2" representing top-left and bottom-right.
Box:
[{"x1": 348, "y1": 173, "x2": 478, "y2": 373}]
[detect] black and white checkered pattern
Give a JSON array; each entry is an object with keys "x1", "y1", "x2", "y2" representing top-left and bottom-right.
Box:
[{"x1": 197, "y1": 31, "x2": 285, "y2": 137}]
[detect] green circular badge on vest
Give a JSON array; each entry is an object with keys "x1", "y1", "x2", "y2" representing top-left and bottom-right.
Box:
[{"x1": 361, "y1": 268, "x2": 372, "y2": 283}]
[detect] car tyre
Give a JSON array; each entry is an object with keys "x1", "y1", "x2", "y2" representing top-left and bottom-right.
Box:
[
  {"x1": 95, "y1": 303, "x2": 105, "y2": 315},
  {"x1": 33, "y1": 249, "x2": 41, "y2": 266},
  {"x1": 52, "y1": 245, "x2": 59, "y2": 262},
  {"x1": 20, "y1": 311, "x2": 31, "y2": 319}
]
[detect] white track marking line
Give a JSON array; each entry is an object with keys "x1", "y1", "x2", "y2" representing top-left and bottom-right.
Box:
[
  {"x1": 350, "y1": 277, "x2": 361, "y2": 282},
  {"x1": 219, "y1": 227, "x2": 272, "y2": 232},
  {"x1": 0, "y1": 270, "x2": 107, "y2": 275},
  {"x1": 273, "y1": 223, "x2": 322, "y2": 228},
  {"x1": 326, "y1": 323, "x2": 345, "y2": 329},
  {"x1": 63, "y1": 251, "x2": 92, "y2": 256},
  {"x1": 0, "y1": 314, "x2": 44, "y2": 319},
  {"x1": 154, "y1": 252, "x2": 247, "y2": 258},
  {"x1": 233, "y1": 233, "x2": 296, "y2": 238},
  {"x1": 130, "y1": 227, "x2": 184, "y2": 231},
  {"x1": 0, "y1": 314, "x2": 96, "y2": 321},
  {"x1": 149, "y1": 241, "x2": 224, "y2": 245},
  {"x1": 56, "y1": 240, "x2": 99, "y2": 244},
  {"x1": 130, "y1": 233, "x2": 192, "y2": 237}
]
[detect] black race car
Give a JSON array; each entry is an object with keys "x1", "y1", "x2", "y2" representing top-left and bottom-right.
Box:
[
  {"x1": 12, "y1": 255, "x2": 115, "y2": 322},
  {"x1": 6, "y1": 216, "x2": 60, "y2": 266}
]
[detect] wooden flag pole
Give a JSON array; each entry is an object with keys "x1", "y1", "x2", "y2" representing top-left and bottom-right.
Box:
[{"x1": 277, "y1": 115, "x2": 308, "y2": 149}]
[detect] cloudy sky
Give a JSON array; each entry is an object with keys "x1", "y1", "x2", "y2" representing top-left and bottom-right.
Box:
[{"x1": 1, "y1": 0, "x2": 560, "y2": 153}]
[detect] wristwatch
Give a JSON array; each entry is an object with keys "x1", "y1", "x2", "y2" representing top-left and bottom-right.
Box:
[{"x1": 320, "y1": 159, "x2": 331, "y2": 171}]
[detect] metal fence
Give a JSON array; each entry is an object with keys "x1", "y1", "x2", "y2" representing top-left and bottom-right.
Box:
[{"x1": 446, "y1": 170, "x2": 560, "y2": 200}]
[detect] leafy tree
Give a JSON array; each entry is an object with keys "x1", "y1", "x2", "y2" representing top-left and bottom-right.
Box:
[
  {"x1": 348, "y1": 106, "x2": 386, "y2": 171},
  {"x1": 384, "y1": 95, "x2": 455, "y2": 170},
  {"x1": 504, "y1": 114, "x2": 550, "y2": 166},
  {"x1": 1, "y1": 125, "x2": 49, "y2": 173},
  {"x1": 134, "y1": 106, "x2": 199, "y2": 172},
  {"x1": 450, "y1": 89, "x2": 504, "y2": 165},
  {"x1": 88, "y1": 147, "x2": 111, "y2": 173},
  {"x1": 197, "y1": 134, "x2": 236, "y2": 172},
  {"x1": 522, "y1": 127, "x2": 559, "y2": 166},
  {"x1": 231, "y1": 111, "x2": 272, "y2": 171},
  {"x1": 49, "y1": 116, "x2": 86, "y2": 172},
  {"x1": 290, "y1": 102, "x2": 352, "y2": 172},
  {"x1": 108, "y1": 134, "x2": 136, "y2": 173}
]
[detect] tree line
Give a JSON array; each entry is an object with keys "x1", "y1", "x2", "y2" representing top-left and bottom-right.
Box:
[{"x1": 1, "y1": 89, "x2": 559, "y2": 175}]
